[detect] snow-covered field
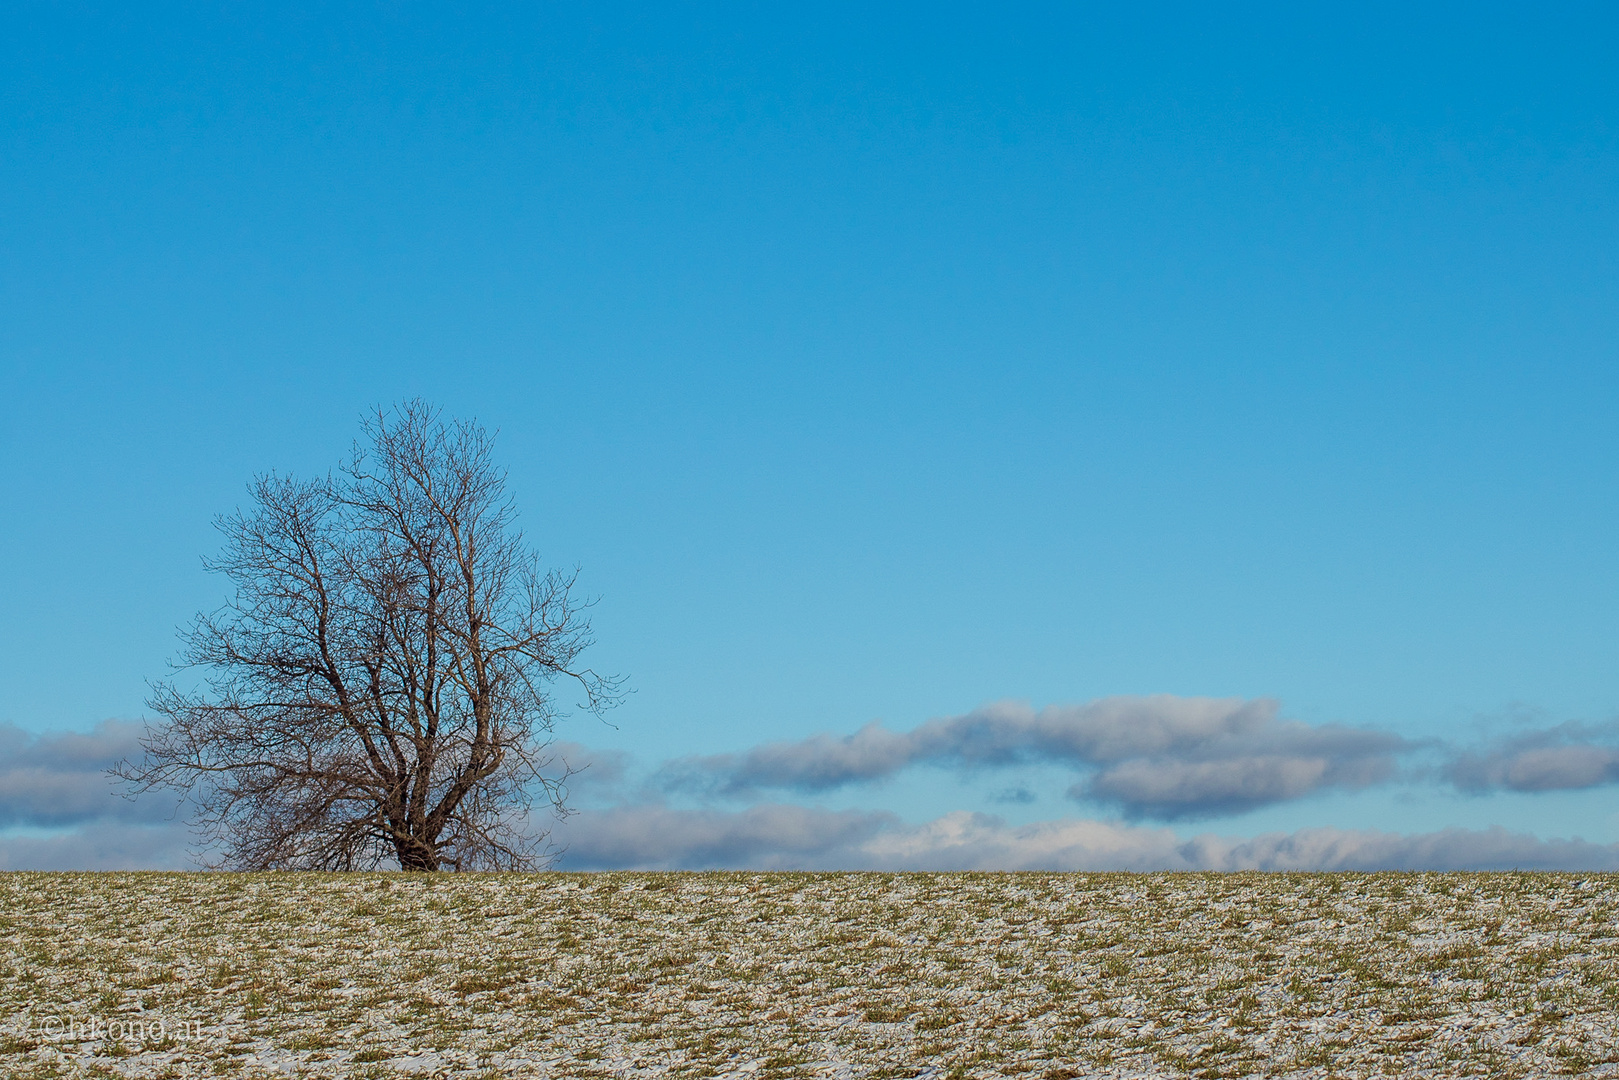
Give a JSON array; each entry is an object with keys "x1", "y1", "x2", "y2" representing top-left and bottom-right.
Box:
[{"x1": 3, "y1": 872, "x2": 1617, "y2": 1078}]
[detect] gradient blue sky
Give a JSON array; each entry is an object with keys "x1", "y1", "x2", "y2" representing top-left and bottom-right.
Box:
[{"x1": 4, "y1": 3, "x2": 1619, "y2": 864}]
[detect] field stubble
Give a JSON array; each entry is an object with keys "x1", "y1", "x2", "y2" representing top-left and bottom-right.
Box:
[{"x1": 2, "y1": 871, "x2": 1617, "y2": 1078}]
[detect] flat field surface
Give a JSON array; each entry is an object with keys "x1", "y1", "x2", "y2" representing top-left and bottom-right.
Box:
[{"x1": 3, "y1": 872, "x2": 1618, "y2": 1079}]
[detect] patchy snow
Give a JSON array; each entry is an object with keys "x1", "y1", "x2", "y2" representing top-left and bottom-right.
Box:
[{"x1": 3, "y1": 872, "x2": 1618, "y2": 1077}]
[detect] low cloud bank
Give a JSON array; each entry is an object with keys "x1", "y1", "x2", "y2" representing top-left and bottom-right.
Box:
[
  {"x1": 552, "y1": 804, "x2": 898, "y2": 871},
  {"x1": 0, "y1": 822, "x2": 196, "y2": 871},
  {"x1": 1446, "y1": 722, "x2": 1619, "y2": 794},
  {"x1": 11, "y1": 806, "x2": 1610, "y2": 873},
  {"x1": 657, "y1": 697, "x2": 1408, "y2": 819},
  {"x1": 553, "y1": 804, "x2": 1619, "y2": 872},
  {"x1": 0, "y1": 720, "x2": 197, "y2": 870},
  {"x1": 10, "y1": 714, "x2": 1619, "y2": 872},
  {"x1": 0, "y1": 721, "x2": 181, "y2": 828}
]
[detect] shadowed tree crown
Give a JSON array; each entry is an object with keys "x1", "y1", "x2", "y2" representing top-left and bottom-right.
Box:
[{"x1": 125, "y1": 401, "x2": 617, "y2": 870}]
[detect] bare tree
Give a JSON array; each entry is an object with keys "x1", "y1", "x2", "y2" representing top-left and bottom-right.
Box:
[{"x1": 121, "y1": 402, "x2": 617, "y2": 871}]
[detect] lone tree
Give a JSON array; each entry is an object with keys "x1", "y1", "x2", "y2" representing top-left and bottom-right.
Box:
[{"x1": 123, "y1": 402, "x2": 616, "y2": 871}]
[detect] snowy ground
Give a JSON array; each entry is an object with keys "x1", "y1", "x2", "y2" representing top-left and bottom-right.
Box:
[{"x1": 3, "y1": 872, "x2": 1618, "y2": 1078}]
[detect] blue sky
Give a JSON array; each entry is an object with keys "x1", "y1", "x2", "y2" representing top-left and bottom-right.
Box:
[{"x1": 3, "y1": 3, "x2": 1619, "y2": 868}]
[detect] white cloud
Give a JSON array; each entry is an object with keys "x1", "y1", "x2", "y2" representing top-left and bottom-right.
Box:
[
  {"x1": 1446, "y1": 722, "x2": 1619, "y2": 793},
  {"x1": 657, "y1": 697, "x2": 1407, "y2": 818},
  {"x1": 553, "y1": 802, "x2": 1619, "y2": 872}
]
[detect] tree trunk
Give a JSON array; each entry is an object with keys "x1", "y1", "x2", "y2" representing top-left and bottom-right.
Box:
[{"x1": 395, "y1": 838, "x2": 439, "y2": 872}]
